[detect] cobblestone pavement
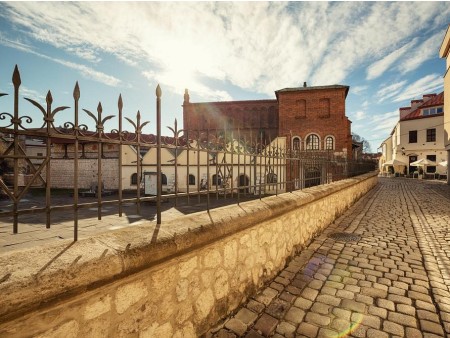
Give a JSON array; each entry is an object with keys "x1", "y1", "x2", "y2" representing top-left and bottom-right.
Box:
[{"x1": 206, "y1": 178, "x2": 450, "y2": 338}]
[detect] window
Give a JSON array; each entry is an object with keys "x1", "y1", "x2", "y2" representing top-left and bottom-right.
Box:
[
  {"x1": 161, "y1": 174, "x2": 167, "y2": 185},
  {"x1": 189, "y1": 174, "x2": 195, "y2": 185},
  {"x1": 37, "y1": 152, "x2": 43, "y2": 157},
  {"x1": 212, "y1": 174, "x2": 222, "y2": 186},
  {"x1": 426, "y1": 129, "x2": 436, "y2": 142},
  {"x1": 292, "y1": 137, "x2": 301, "y2": 151},
  {"x1": 409, "y1": 130, "x2": 417, "y2": 143},
  {"x1": 426, "y1": 155, "x2": 436, "y2": 173},
  {"x1": 306, "y1": 134, "x2": 320, "y2": 150},
  {"x1": 424, "y1": 107, "x2": 443, "y2": 115},
  {"x1": 131, "y1": 173, "x2": 138, "y2": 185},
  {"x1": 325, "y1": 136, "x2": 334, "y2": 150}
]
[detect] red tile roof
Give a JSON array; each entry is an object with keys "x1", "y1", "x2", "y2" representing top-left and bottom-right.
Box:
[{"x1": 401, "y1": 92, "x2": 444, "y2": 120}]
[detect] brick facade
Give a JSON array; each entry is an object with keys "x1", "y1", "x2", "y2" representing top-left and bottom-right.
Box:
[
  {"x1": 182, "y1": 84, "x2": 352, "y2": 159},
  {"x1": 183, "y1": 90, "x2": 278, "y2": 144}
]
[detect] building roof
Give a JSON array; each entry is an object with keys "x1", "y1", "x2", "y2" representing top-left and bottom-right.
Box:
[
  {"x1": 401, "y1": 91, "x2": 444, "y2": 121},
  {"x1": 275, "y1": 84, "x2": 350, "y2": 98}
]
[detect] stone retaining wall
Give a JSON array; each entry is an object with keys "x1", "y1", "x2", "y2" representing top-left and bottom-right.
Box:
[{"x1": 0, "y1": 172, "x2": 378, "y2": 337}]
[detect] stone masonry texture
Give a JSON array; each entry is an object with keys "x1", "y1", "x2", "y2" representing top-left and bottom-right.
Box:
[
  {"x1": 207, "y1": 178, "x2": 450, "y2": 338},
  {"x1": 0, "y1": 173, "x2": 377, "y2": 337}
]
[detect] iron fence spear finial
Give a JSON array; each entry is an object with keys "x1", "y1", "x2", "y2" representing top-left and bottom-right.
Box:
[
  {"x1": 156, "y1": 84, "x2": 161, "y2": 98},
  {"x1": 73, "y1": 82, "x2": 80, "y2": 100},
  {"x1": 12, "y1": 65, "x2": 21, "y2": 87},
  {"x1": 46, "y1": 91, "x2": 53, "y2": 105},
  {"x1": 118, "y1": 94, "x2": 123, "y2": 111}
]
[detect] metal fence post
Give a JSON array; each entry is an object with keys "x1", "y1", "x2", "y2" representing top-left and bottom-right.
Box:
[{"x1": 156, "y1": 85, "x2": 162, "y2": 225}]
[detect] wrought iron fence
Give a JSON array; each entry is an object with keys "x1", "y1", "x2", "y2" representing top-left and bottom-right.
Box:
[{"x1": 0, "y1": 65, "x2": 376, "y2": 241}]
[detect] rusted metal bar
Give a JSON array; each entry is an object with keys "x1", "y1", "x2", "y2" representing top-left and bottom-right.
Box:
[
  {"x1": 186, "y1": 129, "x2": 190, "y2": 205},
  {"x1": 196, "y1": 129, "x2": 200, "y2": 204},
  {"x1": 97, "y1": 103, "x2": 103, "y2": 220},
  {"x1": 118, "y1": 95, "x2": 123, "y2": 217},
  {"x1": 174, "y1": 120, "x2": 179, "y2": 207},
  {"x1": 45, "y1": 92, "x2": 52, "y2": 228},
  {"x1": 206, "y1": 127, "x2": 210, "y2": 211},
  {"x1": 156, "y1": 84, "x2": 161, "y2": 225},
  {"x1": 136, "y1": 111, "x2": 142, "y2": 215},
  {"x1": 12, "y1": 66, "x2": 20, "y2": 233},
  {"x1": 73, "y1": 82, "x2": 80, "y2": 241},
  {"x1": 237, "y1": 128, "x2": 240, "y2": 204}
]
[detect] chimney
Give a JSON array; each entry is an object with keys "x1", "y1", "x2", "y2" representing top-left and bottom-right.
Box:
[
  {"x1": 183, "y1": 88, "x2": 190, "y2": 104},
  {"x1": 422, "y1": 94, "x2": 436, "y2": 103},
  {"x1": 410, "y1": 99, "x2": 423, "y2": 111},
  {"x1": 303, "y1": 82, "x2": 307, "y2": 87},
  {"x1": 399, "y1": 107, "x2": 411, "y2": 120}
]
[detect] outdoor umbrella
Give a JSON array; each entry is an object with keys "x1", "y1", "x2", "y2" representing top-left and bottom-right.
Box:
[
  {"x1": 410, "y1": 158, "x2": 438, "y2": 167},
  {"x1": 382, "y1": 159, "x2": 407, "y2": 166},
  {"x1": 382, "y1": 159, "x2": 407, "y2": 174},
  {"x1": 439, "y1": 160, "x2": 448, "y2": 167}
]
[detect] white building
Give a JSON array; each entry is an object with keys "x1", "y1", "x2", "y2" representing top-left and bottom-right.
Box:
[{"x1": 379, "y1": 92, "x2": 447, "y2": 178}]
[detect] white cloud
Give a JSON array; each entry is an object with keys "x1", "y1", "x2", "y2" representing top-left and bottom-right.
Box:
[
  {"x1": 376, "y1": 80, "x2": 407, "y2": 103},
  {"x1": 66, "y1": 46, "x2": 101, "y2": 63},
  {"x1": 312, "y1": 2, "x2": 450, "y2": 85},
  {"x1": 370, "y1": 110, "x2": 398, "y2": 133},
  {"x1": 142, "y1": 70, "x2": 231, "y2": 102},
  {"x1": 350, "y1": 111, "x2": 366, "y2": 121},
  {"x1": 351, "y1": 86, "x2": 368, "y2": 95},
  {"x1": 399, "y1": 32, "x2": 444, "y2": 74},
  {"x1": 392, "y1": 74, "x2": 443, "y2": 102},
  {"x1": 366, "y1": 39, "x2": 417, "y2": 80},
  {"x1": 20, "y1": 86, "x2": 46, "y2": 101},
  {"x1": 0, "y1": 34, "x2": 121, "y2": 87},
  {"x1": 1, "y1": 2, "x2": 449, "y2": 96}
]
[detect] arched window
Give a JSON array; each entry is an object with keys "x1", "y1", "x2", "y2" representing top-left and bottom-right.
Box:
[
  {"x1": 212, "y1": 174, "x2": 222, "y2": 186},
  {"x1": 306, "y1": 134, "x2": 320, "y2": 150},
  {"x1": 189, "y1": 174, "x2": 196, "y2": 185},
  {"x1": 325, "y1": 136, "x2": 334, "y2": 150},
  {"x1": 161, "y1": 173, "x2": 167, "y2": 185},
  {"x1": 292, "y1": 136, "x2": 301, "y2": 151},
  {"x1": 131, "y1": 173, "x2": 138, "y2": 185}
]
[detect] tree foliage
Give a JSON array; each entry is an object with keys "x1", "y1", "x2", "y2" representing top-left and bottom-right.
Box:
[{"x1": 352, "y1": 133, "x2": 372, "y2": 154}]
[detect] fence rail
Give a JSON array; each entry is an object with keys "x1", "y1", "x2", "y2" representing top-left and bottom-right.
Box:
[{"x1": 0, "y1": 65, "x2": 377, "y2": 241}]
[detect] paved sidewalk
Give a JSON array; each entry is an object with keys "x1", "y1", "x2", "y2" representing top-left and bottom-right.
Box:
[
  {"x1": 0, "y1": 193, "x2": 261, "y2": 253},
  {"x1": 206, "y1": 178, "x2": 450, "y2": 338}
]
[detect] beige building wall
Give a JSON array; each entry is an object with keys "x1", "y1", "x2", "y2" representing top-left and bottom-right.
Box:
[
  {"x1": 394, "y1": 116, "x2": 446, "y2": 175},
  {"x1": 121, "y1": 138, "x2": 287, "y2": 193},
  {"x1": 379, "y1": 135, "x2": 393, "y2": 171},
  {"x1": 439, "y1": 24, "x2": 450, "y2": 184}
]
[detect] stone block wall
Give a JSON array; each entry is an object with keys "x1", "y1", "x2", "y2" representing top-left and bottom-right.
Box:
[
  {"x1": 0, "y1": 172, "x2": 378, "y2": 337},
  {"x1": 50, "y1": 158, "x2": 119, "y2": 189}
]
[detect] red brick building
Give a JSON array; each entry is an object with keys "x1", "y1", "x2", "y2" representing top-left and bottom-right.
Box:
[{"x1": 183, "y1": 83, "x2": 353, "y2": 159}]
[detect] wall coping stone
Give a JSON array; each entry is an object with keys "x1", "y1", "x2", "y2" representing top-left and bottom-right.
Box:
[{"x1": 0, "y1": 171, "x2": 378, "y2": 323}]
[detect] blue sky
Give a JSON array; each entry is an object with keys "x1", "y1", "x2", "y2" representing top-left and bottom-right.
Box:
[{"x1": 0, "y1": 2, "x2": 448, "y2": 152}]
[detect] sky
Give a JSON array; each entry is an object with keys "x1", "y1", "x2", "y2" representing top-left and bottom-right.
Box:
[{"x1": 0, "y1": 2, "x2": 449, "y2": 152}]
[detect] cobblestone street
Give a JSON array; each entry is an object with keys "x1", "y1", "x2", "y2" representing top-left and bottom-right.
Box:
[{"x1": 207, "y1": 178, "x2": 450, "y2": 338}]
